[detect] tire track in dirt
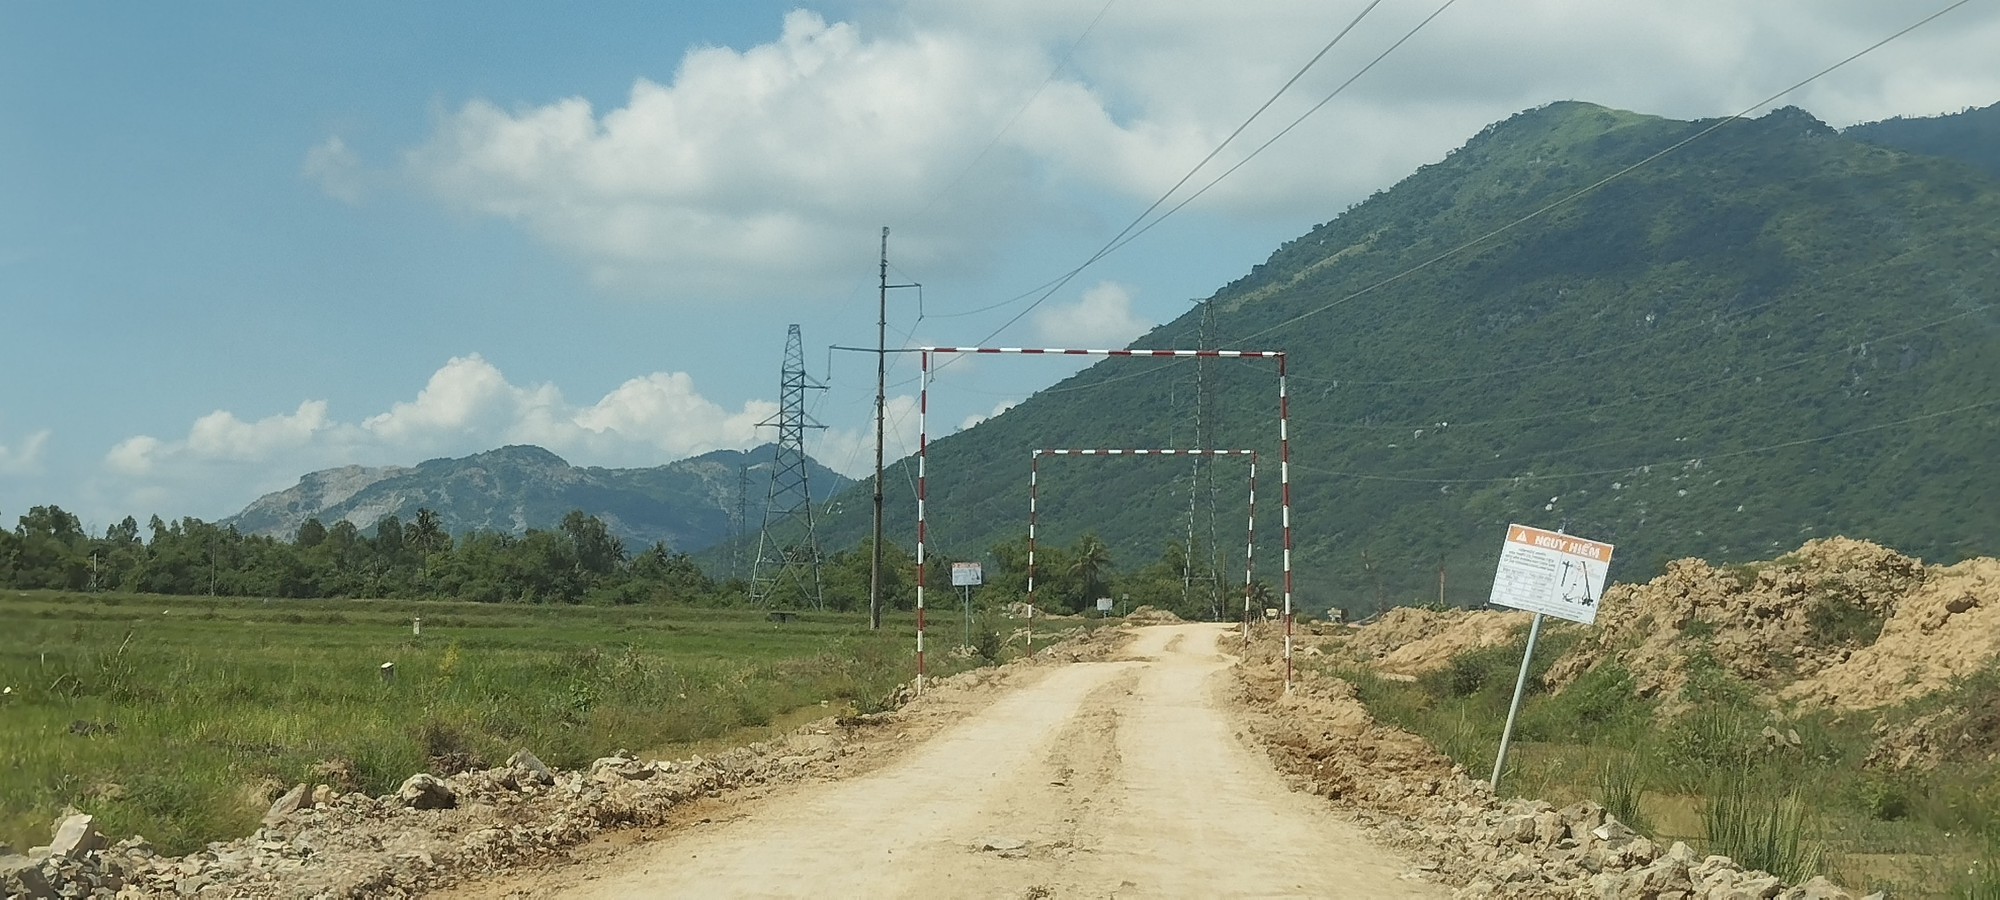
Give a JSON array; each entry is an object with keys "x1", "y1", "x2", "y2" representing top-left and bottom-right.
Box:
[{"x1": 455, "y1": 625, "x2": 1443, "y2": 898}]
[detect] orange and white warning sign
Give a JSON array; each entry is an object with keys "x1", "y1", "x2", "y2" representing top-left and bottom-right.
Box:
[{"x1": 1489, "y1": 524, "x2": 1614, "y2": 625}]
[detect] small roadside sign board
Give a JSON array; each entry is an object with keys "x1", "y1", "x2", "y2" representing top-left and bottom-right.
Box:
[
  {"x1": 1488, "y1": 524, "x2": 1614, "y2": 625},
  {"x1": 951, "y1": 562, "x2": 983, "y2": 587},
  {"x1": 1096, "y1": 597, "x2": 1114, "y2": 613}
]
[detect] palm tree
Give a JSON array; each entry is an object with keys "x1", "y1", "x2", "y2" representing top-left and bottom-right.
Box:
[{"x1": 1069, "y1": 533, "x2": 1112, "y2": 610}]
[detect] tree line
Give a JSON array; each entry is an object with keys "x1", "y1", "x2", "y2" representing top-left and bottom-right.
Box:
[{"x1": 1, "y1": 504, "x2": 1260, "y2": 618}]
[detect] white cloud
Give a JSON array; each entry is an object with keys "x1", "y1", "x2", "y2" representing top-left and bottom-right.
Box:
[
  {"x1": 0, "y1": 428, "x2": 51, "y2": 476},
  {"x1": 1032, "y1": 281, "x2": 1152, "y2": 347},
  {"x1": 389, "y1": 1, "x2": 2000, "y2": 299},
  {"x1": 98, "y1": 354, "x2": 780, "y2": 518},
  {"x1": 406, "y1": 10, "x2": 1055, "y2": 297},
  {"x1": 303, "y1": 136, "x2": 366, "y2": 204},
  {"x1": 960, "y1": 399, "x2": 1017, "y2": 431},
  {"x1": 809, "y1": 394, "x2": 923, "y2": 480}
]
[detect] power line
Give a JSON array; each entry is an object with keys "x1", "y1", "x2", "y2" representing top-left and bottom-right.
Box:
[
  {"x1": 1099, "y1": 0, "x2": 1461, "y2": 262},
  {"x1": 969, "y1": 0, "x2": 1389, "y2": 347},
  {"x1": 1280, "y1": 299, "x2": 1777, "y2": 388},
  {"x1": 1227, "y1": 0, "x2": 1979, "y2": 347},
  {"x1": 1292, "y1": 397, "x2": 2000, "y2": 485},
  {"x1": 918, "y1": 0, "x2": 1119, "y2": 221},
  {"x1": 1292, "y1": 304, "x2": 1991, "y2": 432},
  {"x1": 1264, "y1": 232, "x2": 1944, "y2": 391}
]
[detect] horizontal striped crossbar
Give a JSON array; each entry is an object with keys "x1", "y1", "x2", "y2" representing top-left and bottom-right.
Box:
[
  {"x1": 1033, "y1": 448, "x2": 1256, "y2": 456},
  {"x1": 922, "y1": 346, "x2": 1282, "y2": 358}
]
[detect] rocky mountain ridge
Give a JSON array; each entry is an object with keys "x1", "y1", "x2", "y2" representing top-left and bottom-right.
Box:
[{"x1": 224, "y1": 444, "x2": 849, "y2": 554}]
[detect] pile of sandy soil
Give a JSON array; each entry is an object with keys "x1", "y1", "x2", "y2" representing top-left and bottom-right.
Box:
[
  {"x1": 1782, "y1": 554, "x2": 2000, "y2": 710},
  {"x1": 1540, "y1": 538, "x2": 1927, "y2": 706},
  {"x1": 1533, "y1": 537, "x2": 2000, "y2": 728},
  {"x1": 1334, "y1": 607, "x2": 1532, "y2": 676},
  {"x1": 1123, "y1": 605, "x2": 1184, "y2": 624}
]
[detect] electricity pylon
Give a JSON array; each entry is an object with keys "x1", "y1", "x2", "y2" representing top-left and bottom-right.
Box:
[{"x1": 749, "y1": 325, "x2": 828, "y2": 609}]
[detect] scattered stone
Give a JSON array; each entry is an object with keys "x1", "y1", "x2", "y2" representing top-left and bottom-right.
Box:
[
  {"x1": 508, "y1": 749, "x2": 556, "y2": 785},
  {"x1": 263, "y1": 783, "x2": 310, "y2": 826},
  {"x1": 48, "y1": 814, "x2": 107, "y2": 857},
  {"x1": 1, "y1": 858, "x2": 54, "y2": 898},
  {"x1": 977, "y1": 836, "x2": 1027, "y2": 852},
  {"x1": 1794, "y1": 875, "x2": 1852, "y2": 900},
  {"x1": 1591, "y1": 820, "x2": 1636, "y2": 845},
  {"x1": 396, "y1": 774, "x2": 458, "y2": 810},
  {"x1": 1229, "y1": 635, "x2": 1861, "y2": 900}
]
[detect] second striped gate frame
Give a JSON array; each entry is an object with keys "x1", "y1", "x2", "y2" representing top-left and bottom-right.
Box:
[
  {"x1": 1026, "y1": 449, "x2": 1260, "y2": 652},
  {"x1": 912, "y1": 346, "x2": 1296, "y2": 694}
]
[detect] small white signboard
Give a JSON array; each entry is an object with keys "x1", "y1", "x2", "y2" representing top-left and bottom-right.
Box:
[
  {"x1": 1095, "y1": 597, "x2": 1114, "y2": 613},
  {"x1": 951, "y1": 562, "x2": 983, "y2": 587},
  {"x1": 1488, "y1": 524, "x2": 1614, "y2": 625}
]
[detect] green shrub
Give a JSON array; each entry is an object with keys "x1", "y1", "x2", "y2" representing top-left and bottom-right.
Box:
[
  {"x1": 1806, "y1": 592, "x2": 1885, "y2": 646},
  {"x1": 1592, "y1": 751, "x2": 1651, "y2": 834},
  {"x1": 973, "y1": 628, "x2": 1002, "y2": 661},
  {"x1": 1702, "y1": 776, "x2": 1830, "y2": 883}
]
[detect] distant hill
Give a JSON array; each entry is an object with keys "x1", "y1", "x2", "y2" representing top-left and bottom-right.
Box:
[
  {"x1": 1846, "y1": 102, "x2": 2000, "y2": 179},
  {"x1": 799, "y1": 100, "x2": 2000, "y2": 617},
  {"x1": 225, "y1": 444, "x2": 851, "y2": 554}
]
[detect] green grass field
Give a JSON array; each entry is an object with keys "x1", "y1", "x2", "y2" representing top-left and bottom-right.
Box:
[{"x1": 0, "y1": 590, "x2": 1010, "y2": 855}]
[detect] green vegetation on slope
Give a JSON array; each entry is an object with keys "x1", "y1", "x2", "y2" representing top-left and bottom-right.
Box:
[
  {"x1": 808, "y1": 101, "x2": 2000, "y2": 618},
  {"x1": 1848, "y1": 101, "x2": 2000, "y2": 180}
]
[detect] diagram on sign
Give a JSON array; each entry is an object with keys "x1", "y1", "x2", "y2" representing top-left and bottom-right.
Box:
[
  {"x1": 1488, "y1": 524, "x2": 1614, "y2": 625},
  {"x1": 1557, "y1": 559, "x2": 1596, "y2": 607}
]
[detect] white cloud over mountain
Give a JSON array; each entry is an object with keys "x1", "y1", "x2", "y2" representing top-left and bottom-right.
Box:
[
  {"x1": 386, "y1": 1, "x2": 2000, "y2": 303},
  {"x1": 1033, "y1": 281, "x2": 1152, "y2": 347}
]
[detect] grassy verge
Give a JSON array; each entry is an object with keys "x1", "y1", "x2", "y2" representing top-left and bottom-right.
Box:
[
  {"x1": 0, "y1": 590, "x2": 1019, "y2": 854},
  {"x1": 1326, "y1": 628, "x2": 2000, "y2": 897}
]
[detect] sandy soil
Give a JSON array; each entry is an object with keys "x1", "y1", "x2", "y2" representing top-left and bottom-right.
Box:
[{"x1": 454, "y1": 624, "x2": 1443, "y2": 899}]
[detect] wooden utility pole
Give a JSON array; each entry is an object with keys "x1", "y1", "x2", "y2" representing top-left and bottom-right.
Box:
[{"x1": 871, "y1": 228, "x2": 888, "y2": 631}]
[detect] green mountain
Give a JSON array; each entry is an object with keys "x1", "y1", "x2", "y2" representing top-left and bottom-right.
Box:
[
  {"x1": 225, "y1": 444, "x2": 851, "y2": 554},
  {"x1": 808, "y1": 101, "x2": 2000, "y2": 617},
  {"x1": 1846, "y1": 101, "x2": 2000, "y2": 180}
]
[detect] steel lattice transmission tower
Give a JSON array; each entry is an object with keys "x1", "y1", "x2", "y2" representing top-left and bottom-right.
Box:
[{"x1": 750, "y1": 325, "x2": 828, "y2": 609}]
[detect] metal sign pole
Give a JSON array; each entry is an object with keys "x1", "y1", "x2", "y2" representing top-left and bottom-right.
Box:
[
  {"x1": 1489, "y1": 612, "x2": 1545, "y2": 792},
  {"x1": 964, "y1": 584, "x2": 972, "y2": 649}
]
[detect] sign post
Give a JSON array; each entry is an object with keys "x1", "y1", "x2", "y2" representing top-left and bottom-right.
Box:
[
  {"x1": 951, "y1": 562, "x2": 982, "y2": 649},
  {"x1": 1486, "y1": 524, "x2": 1613, "y2": 792}
]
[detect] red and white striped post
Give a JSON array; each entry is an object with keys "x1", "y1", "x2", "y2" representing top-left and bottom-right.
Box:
[
  {"x1": 915, "y1": 351, "x2": 930, "y2": 694},
  {"x1": 917, "y1": 347, "x2": 1295, "y2": 691},
  {"x1": 1028, "y1": 449, "x2": 1256, "y2": 636},
  {"x1": 1246, "y1": 452, "x2": 1257, "y2": 645},
  {"x1": 1279, "y1": 353, "x2": 1294, "y2": 688},
  {"x1": 1026, "y1": 450, "x2": 1038, "y2": 654}
]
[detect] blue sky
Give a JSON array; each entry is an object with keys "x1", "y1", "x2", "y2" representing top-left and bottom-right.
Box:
[{"x1": 4, "y1": 1, "x2": 1998, "y2": 530}]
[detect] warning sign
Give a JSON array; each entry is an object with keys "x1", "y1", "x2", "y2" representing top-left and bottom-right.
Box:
[
  {"x1": 951, "y1": 562, "x2": 983, "y2": 587},
  {"x1": 1487, "y1": 524, "x2": 1614, "y2": 625}
]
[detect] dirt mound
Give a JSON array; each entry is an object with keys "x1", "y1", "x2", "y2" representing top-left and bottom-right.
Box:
[
  {"x1": 1784, "y1": 554, "x2": 2000, "y2": 710},
  {"x1": 1336, "y1": 607, "x2": 1530, "y2": 675},
  {"x1": 1543, "y1": 537, "x2": 2000, "y2": 714},
  {"x1": 1123, "y1": 605, "x2": 1183, "y2": 624}
]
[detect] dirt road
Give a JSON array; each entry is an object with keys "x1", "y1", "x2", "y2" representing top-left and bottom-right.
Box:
[{"x1": 477, "y1": 624, "x2": 1444, "y2": 898}]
